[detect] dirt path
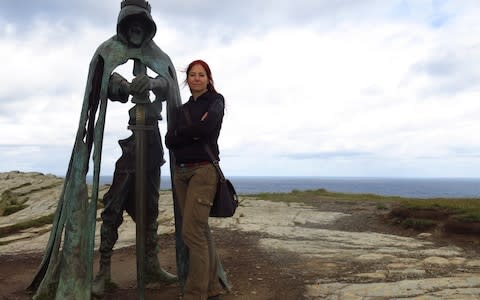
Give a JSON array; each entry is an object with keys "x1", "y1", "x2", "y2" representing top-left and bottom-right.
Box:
[
  {"x1": 0, "y1": 231, "x2": 304, "y2": 300},
  {"x1": 1, "y1": 197, "x2": 480, "y2": 299}
]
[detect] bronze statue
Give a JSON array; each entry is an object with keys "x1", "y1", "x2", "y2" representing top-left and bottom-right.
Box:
[
  {"x1": 91, "y1": 1, "x2": 179, "y2": 297},
  {"x1": 28, "y1": 1, "x2": 182, "y2": 299}
]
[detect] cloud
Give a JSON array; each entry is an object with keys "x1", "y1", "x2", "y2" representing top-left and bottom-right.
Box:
[
  {"x1": 1, "y1": 1, "x2": 480, "y2": 177},
  {"x1": 284, "y1": 151, "x2": 372, "y2": 160},
  {"x1": 408, "y1": 48, "x2": 480, "y2": 97},
  {"x1": 0, "y1": 144, "x2": 71, "y2": 174},
  {"x1": 0, "y1": 1, "x2": 117, "y2": 30},
  {"x1": 1, "y1": 0, "x2": 382, "y2": 35}
]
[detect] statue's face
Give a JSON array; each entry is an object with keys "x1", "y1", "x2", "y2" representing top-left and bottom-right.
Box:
[{"x1": 127, "y1": 20, "x2": 146, "y2": 46}]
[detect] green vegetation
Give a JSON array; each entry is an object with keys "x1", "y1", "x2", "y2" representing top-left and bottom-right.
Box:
[
  {"x1": 253, "y1": 188, "x2": 406, "y2": 203},
  {"x1": 1, "y1": 190, "x2": 18, "y2": 203},
  {"x1": 97, "y1": 198, "x2": 104, "y2": 209},
  {"x1": 252, "y1": 188, "x2": 480, "y2": 225},
  {"x1": 376, "y1": 203, "x2": 389, "y2": 210},
  {"x1": 400, "y1": 198, "x2": 480, "y2": 222},
  {"x1": 458, "y1": 214, "x2": 480, "y2": 222},
  {"x1": 1, "y1": 188, "x2": 478, "y2": 241},
  {"x1": 0, "y1": 214, "x2": 55, "y2": 238},
  {"x1": 1, "y1": 190, "x2": 24, "y2": 216},
  {"x1": 13, "y1": 182, "x2": 62, "y2": 197},
  {"x1": 3, "y1": 204, "x2": 28, "y2": 216},
  {"x1": 400, "y1": 218, "x2": 437, "y2": 230}
]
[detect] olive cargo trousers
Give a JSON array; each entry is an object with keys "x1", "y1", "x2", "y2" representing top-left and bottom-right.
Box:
[{"x1": 174, "y1": 163, "x2": 223, "y2": 299}]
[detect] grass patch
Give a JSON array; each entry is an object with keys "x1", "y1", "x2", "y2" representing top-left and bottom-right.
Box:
[
  {"x1": 253, "y1": 188, "x2": 406, "y2": 203},
  {"x1": 452, "y1": 213, "x2": 480, "y2": 223},
  {"x1": 399, "y1": 198, "x2": 480, "y2": 220},
  {"x1": 252, "y1": 188, "x2": 480, "y2": 225},
  {"x1": 3, "y1": 204, "x2": 28, "y2": 216},
  {"x1": 401, "y1": 198, "x2": 480, "y2": 212},
  {"x1": 400, "y1": 218, "x2": 437, "y2": 230},
  {"x1": 0, "y1": 214, "x2": 55, "y2": 238},
  {"x1": 1, "y1": 190, "x2": 19, "y2": 207},
  {"x1": 13, "y1": 182, "x2": 62, "y2": 197},
  {"x1": 97, "y1": 198, "x2": 104, "y2": 210},
  {"x1": 0, "y1": 240, "x2": 11, "y2": 246},
  {"x1": 8, "y1": 182, "x2": 32, "y2": 191},
  {"x1": 376, "y1": 203, "x2": 389, "y2": 210}
]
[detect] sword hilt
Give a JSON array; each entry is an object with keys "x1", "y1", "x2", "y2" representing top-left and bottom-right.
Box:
[{"x1": 132, "y1": 59, "x2": 150, "y2": 104}]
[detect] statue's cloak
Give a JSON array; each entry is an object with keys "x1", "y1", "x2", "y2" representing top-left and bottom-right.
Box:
[{"x1": 28, "y1": 34, "x2": 182, "y2": 299}]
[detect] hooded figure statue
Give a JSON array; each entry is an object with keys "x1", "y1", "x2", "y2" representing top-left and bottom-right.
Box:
[{"x1": 28, "y1": 1, "x2": 184, "y2": 299}]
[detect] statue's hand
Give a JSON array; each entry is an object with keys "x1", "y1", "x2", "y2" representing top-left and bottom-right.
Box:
[
  {"x1": 150, "y1": 77, "x2": 168, "y2": 91},
  {"x1": 151, "y1": 77, "x2": 169, "y2": 102},
  {"x1": 108, "y1": 72, "x2": 130, "y2": 103},
  {"x1": 130, "y1": 74, "x2": 151, "y2": 94},
  {"x1": 130, "y1": 75, "x2": 168, "y2": 95}
]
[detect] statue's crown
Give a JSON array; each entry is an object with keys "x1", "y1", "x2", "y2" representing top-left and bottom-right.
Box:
[{"x1": 121, "y1": 0, "x2": 151, "y2": 13}]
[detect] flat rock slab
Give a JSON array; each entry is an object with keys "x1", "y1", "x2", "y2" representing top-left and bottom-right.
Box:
[
  {"x1": 1, "y1": 171, "x2": 480, "y2": 299},
  {"x1": 306, "y1": 276, "x2": 480, "y2": 299}
]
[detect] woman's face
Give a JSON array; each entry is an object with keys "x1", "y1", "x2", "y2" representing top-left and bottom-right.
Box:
[{"x1": 187, "y1": 64, "x2": 209, "y2": 95}]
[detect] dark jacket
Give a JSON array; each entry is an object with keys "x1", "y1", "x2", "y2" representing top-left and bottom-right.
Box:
[{"x1": 166, "y1": 90, "x2": 224, "y2": 163}]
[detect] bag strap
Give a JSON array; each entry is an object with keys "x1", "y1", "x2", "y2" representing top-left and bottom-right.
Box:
[
  {"x1": 182, "y1": 107, "x2": 226, "y2": 182},
  {"x1": 202, "y1": 143, "x2": 226, "y2": 182}
]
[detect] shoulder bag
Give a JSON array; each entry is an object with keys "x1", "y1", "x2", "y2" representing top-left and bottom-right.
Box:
[{"x1": 203, "y1": 144, "x2": 239, "y2": 217}]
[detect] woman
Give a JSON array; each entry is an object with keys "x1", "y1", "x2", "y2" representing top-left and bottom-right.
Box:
[{"x1": 165, "y1": 60, "x2": 225, "y2": 300}]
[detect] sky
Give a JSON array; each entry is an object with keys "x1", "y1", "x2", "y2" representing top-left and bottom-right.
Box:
[{"x1": 1, "y1": 0, "x2": 480, "y2": 178}]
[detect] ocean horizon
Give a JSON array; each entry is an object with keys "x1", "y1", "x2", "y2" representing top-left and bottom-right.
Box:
[{"x1": 92, "y1": 176, "x2": 480, "y2": 199}]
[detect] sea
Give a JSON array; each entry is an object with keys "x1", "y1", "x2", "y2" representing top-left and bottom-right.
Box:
[{"x1": 96, "y1": 176, "x2": 480, "y2": 199}]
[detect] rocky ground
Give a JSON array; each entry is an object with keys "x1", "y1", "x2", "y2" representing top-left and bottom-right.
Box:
[{"x1": 1, "y1": 171, "x2": 480, "y2": 299}]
